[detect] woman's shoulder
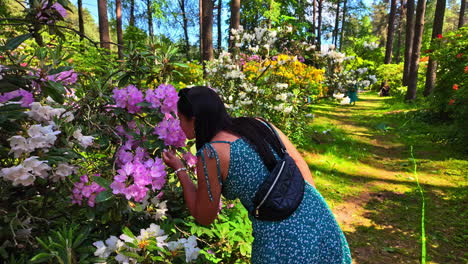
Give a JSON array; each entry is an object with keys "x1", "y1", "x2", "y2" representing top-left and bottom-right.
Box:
[{"x1": 210, "y1": 131, "x2": 241, "y2": 144}]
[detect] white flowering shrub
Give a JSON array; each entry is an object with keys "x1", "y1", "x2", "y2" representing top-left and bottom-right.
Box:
[
  {"x1": 206, "y1": 26, "x2": 324, "y2": 144},
  {"x1": 93, "y1": 224, "x2": 201, "y2": 263}
]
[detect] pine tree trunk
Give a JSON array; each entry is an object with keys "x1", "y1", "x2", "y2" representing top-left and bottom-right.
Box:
[
  {"x1": 405, "y1": 0, "x2": 427, "y2": 101},
  {"x1": 147, "y1": 0, "x2": 153, "y2": 38},
  {"x1": 424, "y1": 0, "x2": 446, "y2": 96},
  {"x1": 179, "y1": 0, "x2": 191, "y2": 60},
  {"x1": 317, "y1": 0, "x2": 323, "y2": 51},
  {"x1": 98, "y1": 0, "x2": 110, "y2": 50},
  {"x1": 384, "y1": 0, "x2": 397, "y2": 64},
  {"x1": 395, "y1": 0, "x2": 405, "y2": 63},
  {"x1": 199, "y1": 0, "x2": 203, "y2": 61},
  {"x1": 339, "y1": 0, "x2": 347, "y2": 51},
  {"x1": 311, "y1": 0, "x2": 316, "y2": 45},
  {"x1": 333, "y1": 0, "x2": 340, "y2": 46},
  {"x1": 116, "y1": 0, "x2": 124, "y2": 59},
  {"x1": 459, "y1": 0, "x2": 466, "y2": 28},
  {"x1": 130, "y1": 0, "x2": 135, "y2": 27},
  {"x1": 403, "y1": 0, "x2": 415, "y2": 86},
  {"x1": 229, "y1": 0, "x2": 240, "y2": 50},
  {"x1": 217, "y1": 0, "x2": 222, "y2": 52},
  {"x1": 78, "y1": 0, "x2": 84, "y2": 42},
  {"x1": 201, "y1": 0, "x2": 214, "y2": 64}
]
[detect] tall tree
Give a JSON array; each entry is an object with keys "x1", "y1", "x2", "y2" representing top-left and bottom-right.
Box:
[
  {"x1": 201, "y1": 0, "x2": 213, "y2": 64},
  {"x1": 199, "y1": 0, "x2": 203, "y2": 60},
  {"x1": 317, "y1": 0, "x2": 323, "y2": 51},
  {"x1": 423, "y1": 0, "x2": 446, "y2": 96},
  {"x1": 98, "y1": 0, "x2": 110, "y2": 50},
  {"x1": 403, "y1": 0, "x2": 415, "y2": 86},
  {"x1": 217, "y1": 0, "x2": 222, "y2": 52},
  {"x1": 405, "y1": 0, "x2": 427, "y2": 100},
  {"x1": 147, "y1": 0, "x2": 153, "y2": 37},
  {"x1": 179, "y1": 0, "x2": 191, "y2": 60},
  {"x1": 384, "y1": 0, "x2": 397, "y2": 64},
  {"x1": 116, "y1": 0, "x2": 124, "y2": 59},
  {"x1": 333, "y1": 0, "x2": 341, "y2": 46},
  {"x1": 77, "y1": 0, "x2": 84, "y2": 42},
  {"x1": 130, "y1": 0, "x2": 135, "y2": 27},
  {"x1": 311, "y1": 0, "x2": 316, "y2": 45},
  {"x1": 339, "y1": 0, "x2": 347, "y2": 51},
  {"x1": 229, "y1": 0, "x2": 240, "y2": 50},
  {"x1": 394, "y1": 0, "x2": 405, "y2": 63},
  {"x1": 459, "y1": 0, "x2": 466, "y2": 28}
]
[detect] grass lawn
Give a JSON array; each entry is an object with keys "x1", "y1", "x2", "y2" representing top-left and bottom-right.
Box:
[{"x1": 300, "y1": 92, "x2": 467, "y2": 264}]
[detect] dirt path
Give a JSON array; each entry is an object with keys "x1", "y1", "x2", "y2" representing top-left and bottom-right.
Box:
[{"x1": 305, "y1": 92, "x2": 467, "y2": 264}]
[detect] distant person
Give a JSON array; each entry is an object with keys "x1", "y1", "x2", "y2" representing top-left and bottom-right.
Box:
[
  {"x1": 346, "y1": 84, "x2": 358, "y2": 105},
  {"x1": 380, "y1": 82, "x2": 390, "y2": 97}
]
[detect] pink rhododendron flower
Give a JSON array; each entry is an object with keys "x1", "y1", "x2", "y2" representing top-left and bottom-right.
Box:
[
  {"x1": 110, "y1": 156, "x2": 167, "y2": 202},
  {"x1": 48, "y1": 69, "x2": 78, "y2": 85},
  {"x1": 71, "y1": 174, "x2": 106, "y2": 207},
  {"x1": 183, "y1": 152, "x2": 197, "y2": 167},
  {"x1": 154, "y1": 118, "x2": 186, "y2": 147},
  {"x1": 37, "y1": 1, "x2": 68, "y2": 24},
  {"x1": 145, "y1": 84, "x2": 178, "y2": 114},
  {"x1": 0, "y1": 89, "x2": 34, "y2": 107},
  {"x1": 112, "y1": 85, "x2": 144, "y2": 113}
]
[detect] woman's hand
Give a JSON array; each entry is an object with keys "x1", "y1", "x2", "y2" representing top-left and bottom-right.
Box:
[{"x1": 162, "y1": 149, "x2": 185, "y2": 170}]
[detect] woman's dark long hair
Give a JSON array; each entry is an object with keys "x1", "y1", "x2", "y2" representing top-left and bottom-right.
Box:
[{"x1": 177, "y1": 86, "x2": 283, "y2": 171}]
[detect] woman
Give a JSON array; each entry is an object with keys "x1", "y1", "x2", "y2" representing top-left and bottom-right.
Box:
[
  {"x1": 162, "y1": 86, "x2": 352, "y2": 263},
  {"x1": 346, "y1": 84, "x2": 358, "y2": 105}
]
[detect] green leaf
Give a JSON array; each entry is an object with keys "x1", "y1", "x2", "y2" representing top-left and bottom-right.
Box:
[
  {"x1": 95, "y1": 190, "x2": 113, "y2": 203},
  {"x1": 42, "y1": 81, "x2": 65, "y2": 104},
  {"x1": 91, "y1": 176, "x2": 112, "y2": 189},
  {"x1": 120, "y1": 251, "x2": 143, "y2": 260},
  {"x1": 122, "y1": 227, "x2": 136, "y2": 239},
  {"x1": 0, "y1": 79, "x2": 22, "y2": 92},
  {"x1": 118, "y1": 75, "x2": 131, "y2": 86},
  {"x1": 49, "y1": 66, "x2": 73, "y2": 75},
  {"x1": 4, "y1": 33, "x2": 33, "y2": 51},
  {"x1": 30, "y1": 252, "x2": 52, "y2": 262}
]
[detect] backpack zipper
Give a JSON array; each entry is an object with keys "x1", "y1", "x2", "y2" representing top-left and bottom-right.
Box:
[{"x1": 255, "y1": 159, "x2": 286, "y2": 217}]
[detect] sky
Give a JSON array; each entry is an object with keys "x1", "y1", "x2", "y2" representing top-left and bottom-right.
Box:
[{"x1": 81, "y1": 0, "x2": 373, "y2": 46}]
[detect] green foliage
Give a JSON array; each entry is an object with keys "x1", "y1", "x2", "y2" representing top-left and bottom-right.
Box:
[
  {"x1": 186, "y1": 200, "x2": 253, "y2": 263},
  {"x1": 428, "y1": 26, "x2": 468, "y2": 148},
  {"x1": 375, "y1": 63, "x2": 403, "y2": 91},
  {"x1": 31, "y1": 224, "x2": 97, "y2": 264}
]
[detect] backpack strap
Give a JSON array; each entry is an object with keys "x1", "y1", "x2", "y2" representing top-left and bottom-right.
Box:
[{"x1": 257, "y1": 119, "x2": 287, "y2": 155}]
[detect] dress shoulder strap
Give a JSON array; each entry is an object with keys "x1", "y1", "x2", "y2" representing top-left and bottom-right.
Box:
[{"x1": 196, "y1": 142, "x2": 226, "y2": 201}]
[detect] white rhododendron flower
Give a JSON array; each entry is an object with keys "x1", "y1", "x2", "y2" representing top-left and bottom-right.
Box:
[
  {"x1": 73, "y1": 128, "x2": 94, "y2": 148},
  {"x1": 275, "y1": 83, "x2": 288, "y2": 90},
  {"x1": 51, "y1": 162, "x2": 75, "y2": 181},
  {"x1": 284, "y1": 106, "x2": 293, "y2": 114},
  {"x1": 150, "y1": 197, "x2": 168, "y2": 220},
  {"x1": 1, "y1": 165, "x2": 35, "y2": 186},
  {"x1": 183, "y1": 236, "x2": 200, "y2": 263},
  {"x1": 23, "y1": 156, "x2": 50, "y2": 179},
  {"x1": 26, "y1": 102, "x2": 66, "y2": 122},
  {"x1": 27, "y1": 124, "x2": 61, "y2": 149},
  {"x1": 275, "y1": 93, "x2": 288, "y2": 101},
  {"x1": 8, "y1": 135, "x2": 33, "y2": 158}
]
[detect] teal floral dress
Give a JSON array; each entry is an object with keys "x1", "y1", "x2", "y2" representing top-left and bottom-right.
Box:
[{"x1": 197, "y1": 139, "x2": 352, "y2": 264}]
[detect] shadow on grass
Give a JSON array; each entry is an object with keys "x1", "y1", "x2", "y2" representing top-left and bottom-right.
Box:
[{"x1": 345, "y1": 187, "x2": 467, "y2": 264}]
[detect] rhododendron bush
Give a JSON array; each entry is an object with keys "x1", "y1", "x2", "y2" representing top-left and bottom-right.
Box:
[
  {"x1": 205, "y1": 26, "x2": 324, "y2": 144},
  {"x1": 0, "y1": 16, "x2": 208, "y2": 261}
]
